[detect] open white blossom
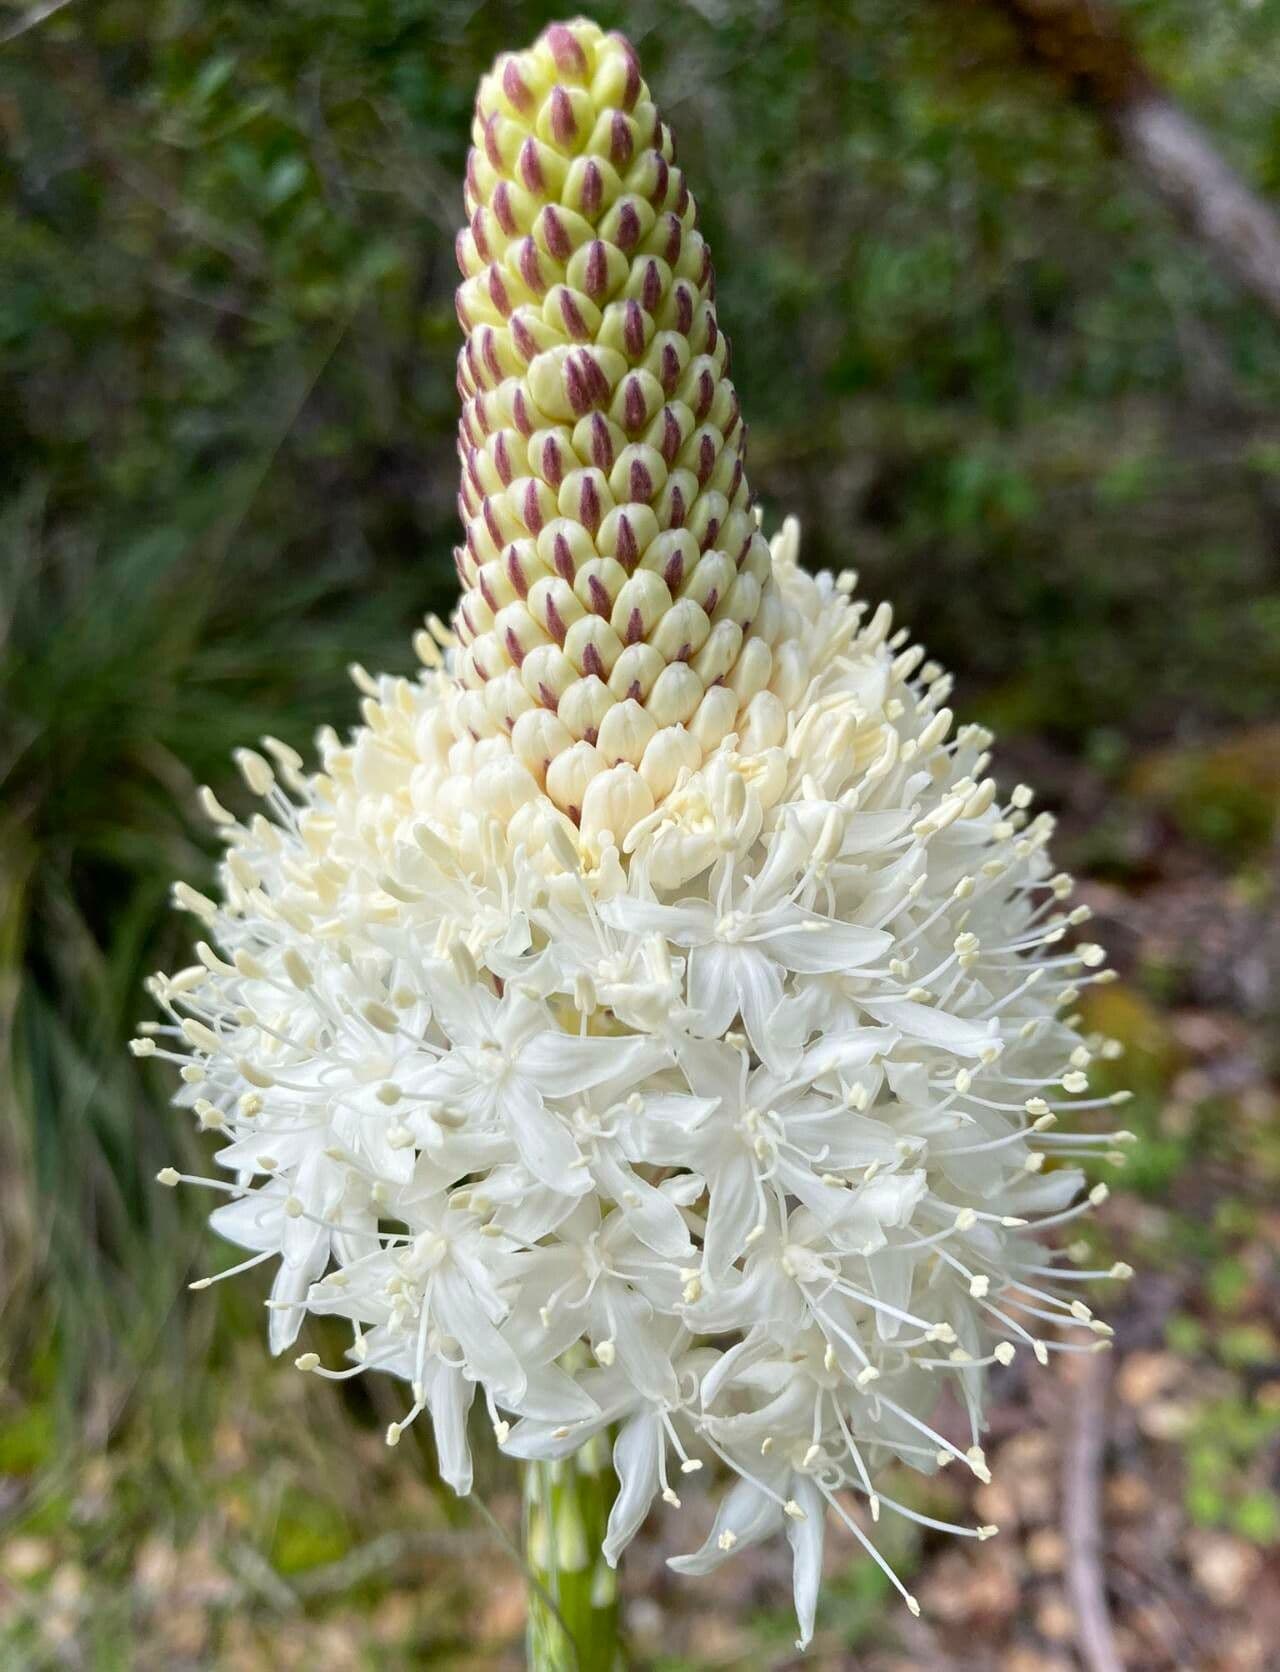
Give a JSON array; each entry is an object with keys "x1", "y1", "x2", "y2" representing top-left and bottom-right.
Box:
[{"x1": 143, "y1": 19, "x2": 1131, "y2": 1649}]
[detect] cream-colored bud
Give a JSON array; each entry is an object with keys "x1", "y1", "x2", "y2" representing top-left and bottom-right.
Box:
[
  {"x1": 687, "y1": 684, "x2": 739, "y2": 753},
  {"x1": 527, "y1": 575, "x2": 586, "y2": 640},
  {"x1": 610, "y1": 570, "x2": 672, "y2": 643},
  {"x1": 565, "y1": 237, "x2": 629, "y2": 302},
  {"x1": 608, "y1": 642, "x2": 665, "y2": 702},
  {"x1": 691, "y1": 618, "x2": 743, "y2": 687},
  {"x1": 598, "y1": 500, "x2": 660, "y2": 563},
  {"x1": 579, "y1": 763, "x2": 655, "y2": 843},
  {"x1": 474, "y1": 757, "x2": 542, "y2": 818},
  {"x1": 475, "y1": 558, "x2": 520, "y2": 613},
  {"x1": 649, "y1": 596, "x2": 710, "y2": 664},
  {"x1": 536, "y1": 517, "x2": 597, "y2": 577},
  {"x1": 489, "y1": 670, "x2": 536, "y2": 728},
  {"x1": 493, "y1": 600, "x2": 550, "y2": 662},
  {"x1": 639, "y1": 725, "x2": 701, "y2": 800},
  {"x1": 645, "y1": 661, "x2": 703, "y2": 728},
  {"x1": 563, "y1": 614, "x2": 624, "y2": 679},
  {"x1": 596, "y1": 698, "x2": 658, "y2": 766},
  {"x1": 717, "y1": 569, "x2": 762, "y2": 631},
  {"x1": 571, "y1": 555, "x2": 626, "y2": 617},
  {"x1": 655, "y1": 467, "x2": 697, "y2": 527},
  {"x1": 726, "y1": 636, "x2": 773, "y2": 704},
  {"x1": 545, "y1": 739, "x2": 605, "y2": 814},
  {"x1": 557, "y1": 675, "x2": 616, "y2": 743},
  {"x1": 641, "y1": 528, "x2": 698, "y2": 588},
  {"x1": 678, "y1": 454, "x2": 722, "y2": 521},
  {"x1": 529, "y1": 343, "x2": 626, "y2": 422},
  {"x1": 512, "y1": 708, "x2": 575, "y2": 780},
  {"x1": 571, "y1": 411, "x2": 624, "y2": 468},
  {"x1": 739, "y1": 689, "x2": 787, "y2": 751},
  {"x1": 768, "y1": 639, "x2": 811, "y2": 708},
  {"x1": 519, "y1": 643, "x2": 578, "y2": 706}
]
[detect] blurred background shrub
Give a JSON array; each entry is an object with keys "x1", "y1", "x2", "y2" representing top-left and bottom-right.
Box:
[{"x1": 1, "y1": 2, "x2": 1277, "y2": 1666}]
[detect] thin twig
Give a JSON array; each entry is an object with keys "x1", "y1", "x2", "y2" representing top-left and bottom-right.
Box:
[
  {"x1": 1, "y1": 0, "x2": 74, "y2": 46},
  {"x1": 1062, "y1": 1352, "x2": 1124, "y2": 1672},
  {"x1": 976, "y1": 0, "x2": 1280, "y2": 324},
  {"x1": 225, "y1": 1541, "x2": 302, "y2": 1614}
]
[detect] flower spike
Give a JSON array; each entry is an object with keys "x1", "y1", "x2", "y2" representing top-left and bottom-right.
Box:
[
  {"x1": 147, "y1": 18, "x2": 1130, "y2": 1656},
  {"x1": 451, "y1": 19, "x2": 793, "y2": 836}
]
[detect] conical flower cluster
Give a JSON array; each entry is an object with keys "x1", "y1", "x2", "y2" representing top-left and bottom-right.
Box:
[
  {"x1": 451, "y1": 21, "x2": 792, "y2": 849},
  {"x1": 143, "y1": 19, "x2": 1130, "y2": 1648}
]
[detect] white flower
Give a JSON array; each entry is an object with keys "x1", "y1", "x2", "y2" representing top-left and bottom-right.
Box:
[
  {"x1": 670, "y1": 1471, "x2": 828, "y2": 1649},
  {"x1": 144, "y1": 19, "x2": 1132, "y2": 1650},
  {"x1": 504, "y1": 1331, "x2": 714, "y2": 1563},
  {"x1": 408, "y1": 978, "x2": 665, "y2": 1189},
  {"x1": 147, "y1": 527, "x2": 1129, "y2": 1650},
  {"x1": 602, "y1": 856, "x2": 891, "y2": 1065}
]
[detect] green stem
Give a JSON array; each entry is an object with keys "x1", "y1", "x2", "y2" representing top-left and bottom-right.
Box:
[{"x1": 523, "y1": 1439, "x2": 623, "y2": 1671}]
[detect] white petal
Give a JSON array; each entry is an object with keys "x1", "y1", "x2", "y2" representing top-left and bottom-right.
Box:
[
  {"x1": 677, "y1": 1037, "x2": 744, "y2": 1103},
  {"x1": 800, "y1": 1027, "x2": 896, "y2": 1080},
  {"x1": 505, "y1": 1406, "x2": 612, "y2": 1461},
  {"x1": 868, "y1": 1246, "x2": 916, "y2": 1340},
  {"x1": 426, "y1": 1363, "x2": 475, "y2": 1496},
  {"x1": 209, "y1": 1189, "x2": 283, "y2": 1253},
  {"x1": 491, "y1": 1178, "x2": 579, "y2": 1244},
  {"x1": 609, "y1": 1286, "x2": 681, "y2": 1404},
  {"x1": 660, "y1": 1171, "x2": 707, "y2": 1207},
  {"x1": 668, "y1": 1476, "x2": 781, "y2": 1574},
  {"x1": 756, "y1": 913, "x2": 891, "y2": 974},
  {"x1": 517, "y1": 1030, "x2": 667, "y2": 1098},
  {"x1": 509, "y1": 1364, "x2": 601, "y2": 1424},
  {"x1": 703, "y1": 1154, "x2": 762, "y2": 1279},
  {"x1": 624, "y1": 1091, "x2": 718, "y2": 1130},
  {"x1": 600, "y1": 895, "x2": 714, "y2": 946},
  {"x1": 785, "y1": 1476, "x2": 825, "y2": 1648},
  {"x1": 434, "y1": 1270, "x2": 526, "y2": 1402},
  {"x1": 266, "y1": 1260, "x2": 312, "y2": 1354},
  {"x1": 419, "y1": 966, "x2": 498, "y2": 1046},
  {"x1": 603, "y1": 1412, "x2": 662, "y2": 1566},
  {"x1": 593, "y1": 1151, "x2": 693, "y2": 1260},
  {"x1": 734, "y1": 950, "x2": 785, "y2": 1064},
  {"x1": 863, "y1": 999, "x2": 991, "y2": 1056},
  {"x1": 215, "y1": 1127, "x2": 314, "y2": 1173},
  {"x1": 687, "y1": 942, "x2": 745, "y2": 1039},
  {"x1": 838, "y1": 807, "x2": 916, "y2": 852},
  {"x1": 699, "y1": 1332, "x2": 772, "y2": 1408},
  {"x1": 280, "y1": 1151, "x2": 331, "y2": 1268},
  {"x1": 501, "y1": 1076, "x2": 586, "y2": 1189}
]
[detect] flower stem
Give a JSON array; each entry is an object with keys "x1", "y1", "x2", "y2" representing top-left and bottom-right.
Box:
[{"x1": 523, "y1": 1438, "x2": 623, "y2": 1671}]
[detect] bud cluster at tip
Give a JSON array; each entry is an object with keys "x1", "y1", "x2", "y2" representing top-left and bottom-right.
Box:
[{"x1": 452, "y1": 18, "x2": 796, "y2": 831}]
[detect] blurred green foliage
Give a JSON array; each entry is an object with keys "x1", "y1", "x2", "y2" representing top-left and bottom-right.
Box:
[
  {"x1": 1, "y1": 1, "x2": 1279, "y2": 1660},
  {"x1": 6, "y1": 1, "x2": 1280, "y2": 745},
  {"x1": 3, "y1": 0, "x2": 1278, "y2": 1388}
]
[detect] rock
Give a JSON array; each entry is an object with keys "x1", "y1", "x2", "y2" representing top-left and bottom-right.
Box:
[
  {"x1": 1116, "y1": 1349, "x2": 1182, "y2": 1409},
  {"x1": 0, "y1": 1537, "x2": 54, "y2": 1581},
  {"x1": 1034, "y1": 1590, "x2": 1077, "y2": 1643},
  {"x1": 1025, "y1": 1528, "x2": 1067, "y2": 1575},
  {"x1": 1185, "y1": 1531, "x2": 1261, "y2": 1608},
  {"x1": 1105, "y1": 1472, "x2": 1153, "y2": 1517}
]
